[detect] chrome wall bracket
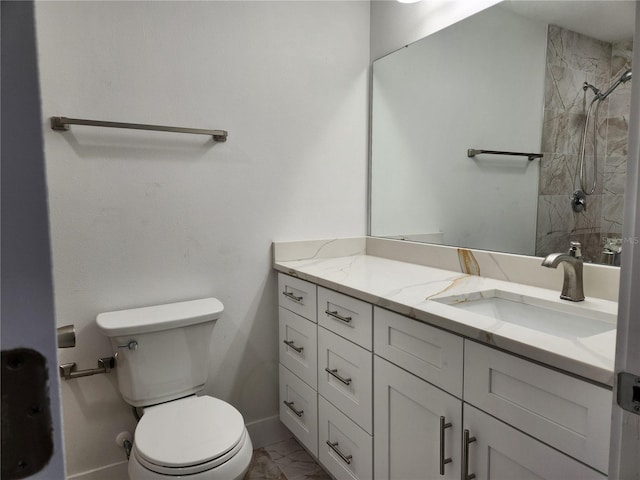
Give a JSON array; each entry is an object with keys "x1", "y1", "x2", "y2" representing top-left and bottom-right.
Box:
[
  {"x1": 59, "y1": 357, "x2": 115, "y2": 380},
  {"x1": 571, "y1": 190, "x2": 587, "y2": 212}
]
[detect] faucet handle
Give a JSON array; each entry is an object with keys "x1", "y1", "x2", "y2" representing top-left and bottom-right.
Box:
[{"x1": 569, "y1": 241, "x2": 582, "y2": 258}]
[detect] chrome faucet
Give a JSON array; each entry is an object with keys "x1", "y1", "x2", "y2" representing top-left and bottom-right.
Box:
[{"x1": 541, "y1": 241, "x2": 585, "y2": 302}]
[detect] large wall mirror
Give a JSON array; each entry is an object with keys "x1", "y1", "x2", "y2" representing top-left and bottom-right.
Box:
[{"x1": 370, "y1": 0, "x2": 635, "y2": 266}]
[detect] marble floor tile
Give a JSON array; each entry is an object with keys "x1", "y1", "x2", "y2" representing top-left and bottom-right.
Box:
[
  {"x1": 265, "y1": 438, "x2": 332, "y2": 480},
  {"x1": 245, "y1": 438, "x2": 331, "y2": 480},
  {"x1": 245, "y1": 448, "x2": 288, "y2": 480}
]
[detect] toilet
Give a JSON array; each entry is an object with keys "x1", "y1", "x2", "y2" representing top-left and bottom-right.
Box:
[{"x1": 96, "y1": 298, "x2": 253, "y2": 480}]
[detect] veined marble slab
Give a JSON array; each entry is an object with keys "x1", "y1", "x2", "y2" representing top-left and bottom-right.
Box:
[{"x1": 273, "y1": 238, "x2": 618, "y2": 386}]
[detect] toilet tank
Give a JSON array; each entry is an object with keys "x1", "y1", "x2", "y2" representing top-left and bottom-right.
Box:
[{"x1": 96, "y1": 298, "x2": 223, "y2": 407}]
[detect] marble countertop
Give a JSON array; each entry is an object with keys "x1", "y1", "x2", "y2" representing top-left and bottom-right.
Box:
[{"x1": 274, "y1": 253, "x2": 617, "y2": 387}]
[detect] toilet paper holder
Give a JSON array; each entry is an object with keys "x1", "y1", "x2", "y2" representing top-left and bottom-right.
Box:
[
  {"x1": 57, "y1": 324, "x2": 116, "y2": 380},
  {"x1": 59, "y1": 357, "x2": 115, "y2": 380}
]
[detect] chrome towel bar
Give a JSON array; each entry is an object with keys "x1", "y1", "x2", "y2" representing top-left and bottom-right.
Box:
[
  {"x1": 468, "y1": 149, "x2": 542, "y2": 161},
  {"x1": 50, "y1": 116, "x2": 227, "y2": 142}
]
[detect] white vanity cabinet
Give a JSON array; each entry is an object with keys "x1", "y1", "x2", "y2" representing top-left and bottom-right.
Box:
[
  {"x1": 278, "y1": 274, "x2": 319, "y2": 457},
  {"x1": 278, "y1": 274, "x2": 375, "y2": 479},
  {"x1": 277, "y1": 272, "x2": 612, "y2": 480}
]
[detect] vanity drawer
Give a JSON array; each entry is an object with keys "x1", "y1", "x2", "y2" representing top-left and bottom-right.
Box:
[
  {"x1": 279, "y1": 364, "x2": 318, "y2": 458},
  {"x1": 278, "y1": 273, "x2": 317, "y2": 321},
  {"x1": 318, "y1": 327, "x2": 373, "y2": 434},
  {"x1": 318, "y1": 287, "x2": 372, "y2": 350},
  {"x1": 373, "y1": 307, "x2": 464, "y2": 398},
  {"x1": 318, "y1": 395, "x2": 373, "y2": 480},
  {"x1": 279, "y1": 307, "x2": 317, "y2": 388},
  {"x1": 464, "y1": 340, "x2": 612, "y2": 474}
]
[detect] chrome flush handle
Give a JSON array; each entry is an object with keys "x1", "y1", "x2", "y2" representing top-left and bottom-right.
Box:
[{"x1": 117, "y1": 340, "x2": 138, "y2": 350}]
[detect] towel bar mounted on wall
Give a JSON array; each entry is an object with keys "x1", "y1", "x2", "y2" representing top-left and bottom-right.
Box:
[
  {"x1": 50, "y1": 116, "x2": 228, "y2": 142},
  {"x1": 467, "y1": 149, "x2": 542, "y2": 161}
]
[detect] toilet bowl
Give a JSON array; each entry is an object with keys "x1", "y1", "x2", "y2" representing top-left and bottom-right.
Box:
[
  {"x1": 96, "y1": 298, "x2": 253, "y2": 480},
  {"x1": 127, "y1": 396, "x2": 253, "y2": 480}
]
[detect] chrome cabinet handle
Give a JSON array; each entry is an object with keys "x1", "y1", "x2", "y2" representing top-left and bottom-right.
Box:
[
  {"x1": 439, "y1": 416, "x2": 452, "y2": 475},
  {"x1": 283, "y1": 400, "x2": 304, "y2": 417},
  {"x1": 325, "y1": 310, "x2": 352, "y2": 324},
  {"x1": 282, "y1": 291, "x2": 303, "y2": 302},
  {"x1": 326, "y1": 441, "x2": 352, "y2": 465},
  {"x1": 325, "y1": 367, "x2": 352, "y2": 386},
  {"x1": 283, "y1": 339, "x2": 304, "y2": 353},
  {"x1": 462, "y1": 429, "x2": 477, "y2": 480}
]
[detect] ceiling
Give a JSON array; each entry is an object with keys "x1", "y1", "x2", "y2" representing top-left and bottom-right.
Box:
[{"x1": 500, "y1": 0, "x2": 636, "y2": 43}]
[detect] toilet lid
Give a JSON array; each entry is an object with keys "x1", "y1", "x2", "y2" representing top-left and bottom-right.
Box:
[{"x1": 135, "y1": 396, "x2": 245, "y2": 468}]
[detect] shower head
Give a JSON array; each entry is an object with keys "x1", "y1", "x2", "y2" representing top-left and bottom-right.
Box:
[{"x1": 598, "y1": 68, "x2": 633, "y2": 100}]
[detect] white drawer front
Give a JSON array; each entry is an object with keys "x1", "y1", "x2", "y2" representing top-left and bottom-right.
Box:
[
  {"x1": 464, "y1": 404, "x2": 606, "y2": 480},
  {"x1": 318, "y1": 396, "x2": 373, "y2": 480},
  {"x1": 279, "y1": 364, "x2": 318, "y2": 457},
  {"x1": 278, "y1": 273, "x2": 317, "y2": 321},
  {"x1": 464, "y1": 341, "x2": 612, "y2": 474},
  {"x1": 318, "y1": 327, "x2": 373, "y2": 434},
  {"x1": 279, "y1": 307, "x2": 317, "y2": 388},
  {"x1": 373, "y1": 307, "x2": 464, "y2": 398},
  {"x1": 318, "y1": 287, "x2": 373, "y2": 350}
]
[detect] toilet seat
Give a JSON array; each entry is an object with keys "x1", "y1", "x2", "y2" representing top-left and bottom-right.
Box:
[{"x1": 133, "y1": 395, "x2": 247, "y2": 476}]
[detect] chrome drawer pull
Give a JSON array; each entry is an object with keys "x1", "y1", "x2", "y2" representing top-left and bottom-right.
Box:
[
  {"x1": 283, "y1": 400, "x2": 304, "y2": 417},
  {"x1": 326, "y1": 441, "x2": 352, "y2": 465},
  {"x1": 282, "y1": 291, "x2": 303, "y2": 302},
  {"x1": 462, "y1": 429, "x2": 477, "y2": 480},
  {"x1": 325, "y1": 368, "x2": 352, "y2": 386},
  {"x1": 439, "y1": 416, "x2": 452, "y2": 475},
  {"x1": 283, "y1": 340, "x2": 304, "y2": 353},
  {"x1": 325, "y1": 310, "x2": 352, "y2": 324}
]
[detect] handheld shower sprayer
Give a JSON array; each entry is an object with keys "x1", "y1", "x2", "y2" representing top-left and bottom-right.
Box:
[{"x1": 577, "y1": 68, "x2": 632, "y2": 198}]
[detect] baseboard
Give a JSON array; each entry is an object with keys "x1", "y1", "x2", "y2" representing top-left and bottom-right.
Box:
[
  {"x1": 67, "y1": 460, "x2": 128, "y2": 480},
  {"x1": 66, "y1": 417, "x2": 290, "y2": 479},
  {"x1": 246, "y1": 414, "x2": 291, "y2": 449}
]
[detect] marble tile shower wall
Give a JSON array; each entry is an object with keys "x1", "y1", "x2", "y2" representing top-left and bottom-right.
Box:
[{"x1": 536, "y1": 25, "x2": 633, "y2": 262}]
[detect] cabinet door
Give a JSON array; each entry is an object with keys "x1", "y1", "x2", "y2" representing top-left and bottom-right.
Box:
[
  {"x1": 463, "y1": 404, "x2": 606, "y2": 480},
  {"x1": 374, "y1": 356, "x2": 462, "y2": 480}
]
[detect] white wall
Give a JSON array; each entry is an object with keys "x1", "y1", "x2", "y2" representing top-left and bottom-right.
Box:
[
  {"x1": 371, "y1": 4, "x2": 547, "y2": 255},
  {"x1": 370, "y1": 0, "x2": 501, "y2": 60},
  {"x1": 34, "y1": 1, "x2": 369, "y2": 476}
]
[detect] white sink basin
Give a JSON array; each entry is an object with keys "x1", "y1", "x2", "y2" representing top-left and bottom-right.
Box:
[{"x1": 433, "y1": 289, "x2": 615, "y2": 339}]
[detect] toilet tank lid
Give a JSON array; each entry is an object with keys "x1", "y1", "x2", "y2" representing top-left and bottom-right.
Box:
[{"x1": 96, "y1": 298, "x2": 223, "y2": 337}]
